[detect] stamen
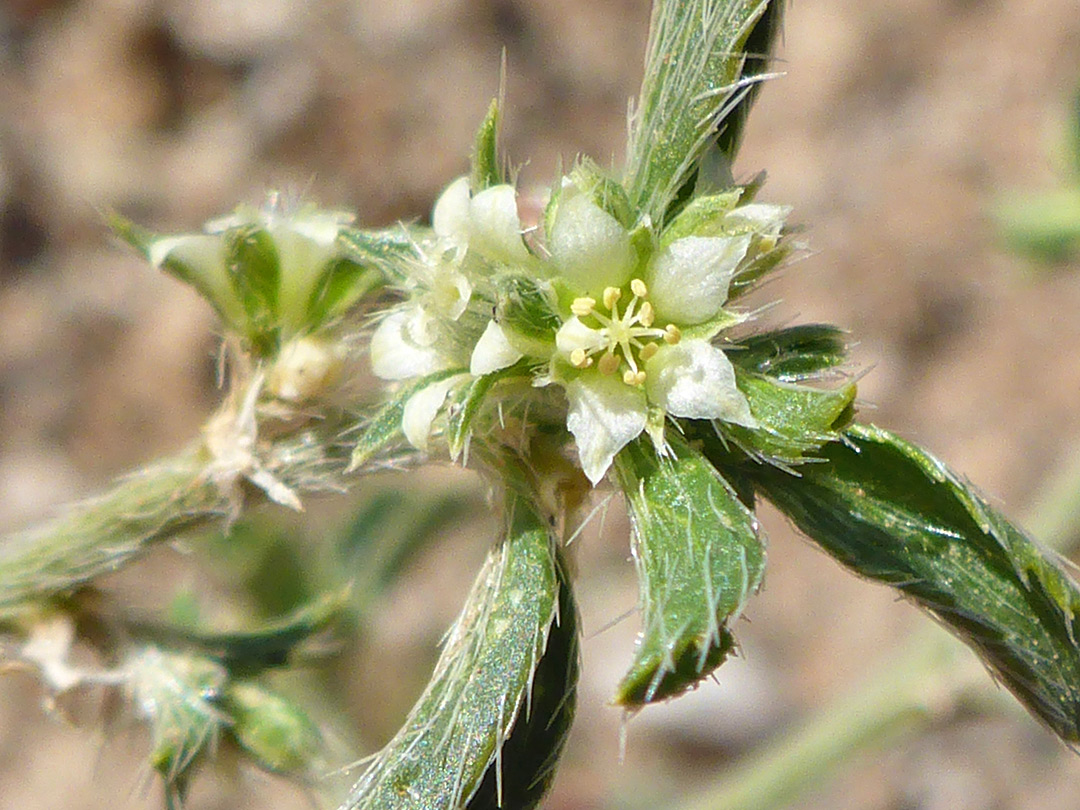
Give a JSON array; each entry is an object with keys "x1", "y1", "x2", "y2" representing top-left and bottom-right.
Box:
[
  {"x1": 664, "y1": 324, "x2": 682, "y2": 345},
  {"x1": 630, "y1": 278, "x2": 648, "y2": 298},
  {"x1": 570, "y1": 348, "x2": 590, "y2": 368},
  {"x1": 639, "y1": 342, "x2": 659, "y2": 361},
  {"x1": 638, "y1": 300, "x2": 655, "y2": 327},
  {"x1": 571, "y1": 296, "x2": 596, "y2": 317},
  {"x1": 602, "y1": 286, "x2": 622, "y2": 311},
  {"x1": 622, "y1": 369, "x2": 647, "y2": 387},
  {"x1": 597, "y1": 353, "x2": 620, "y2": 376}
]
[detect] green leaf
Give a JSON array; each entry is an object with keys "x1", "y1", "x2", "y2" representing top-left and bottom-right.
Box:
[
  {"x1": 471, "y1": 98, "x2": 503, "y2": 191},
  {"x1": 493, "y1": 274, "x2": 562, "y2": 358},
  {"x1": 613, "y1": 436, "x2": 764, "y2": 706},
  {"x1": 993, "y1": 189, "x2": 1080, "y2": 264},
  {"x1": 720, "y1": 369, "x2": 856, "y2": 463},
  {"x1": 739, "y1": 423, "x2": 1080, "y2": 744},
  {"x1": 340, "y1": 482, "x2": 577, "y2": 810},
  {"x1": 123, "y1": 587, "x2": 349, "y2": 675},
  {"x1": 224, "y1": 681, "x2": 322, "y2": 774},
  {"x1": 625, "y1": 0, "x2": 776, "y2": 223},
  {"x1": 569, "y1": 158, "x2": 636, "y2": 229},
  {"x1": 305, "y1": 257, "x2": 383, "y2": 327},
  {"x1": 658, "y1": 189, "x2": 744, "y2": 245},
  {"x1": 730, "y1": 325, "x2": 849, "y2": 382},
  {"x1": 712, "y1": 0, "x2": 785, "y2": 165},
  {"x1": 337, "y1": 226, "x2": 423, "y2": 285},
  {"x1": 347, "y1": 368, "x2": 465, "y2": 471}
]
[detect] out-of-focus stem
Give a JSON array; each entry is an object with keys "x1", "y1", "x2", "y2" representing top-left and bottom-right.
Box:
[{"x1": 0, "y1": 444, "x2": 228, "y2": 616}]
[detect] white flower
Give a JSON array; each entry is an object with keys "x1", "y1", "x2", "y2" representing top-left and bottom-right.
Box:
[
  {"x1": 432, "y1": 176, "x2": 529, "y2": 265},
  {"x1": 549, "y1": 192, "x2": 780, "y2": 483}
]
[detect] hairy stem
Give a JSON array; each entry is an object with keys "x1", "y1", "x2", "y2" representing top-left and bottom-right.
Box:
[{"x1": 0, "y1": 444, "x2": 228, "y2": 616}]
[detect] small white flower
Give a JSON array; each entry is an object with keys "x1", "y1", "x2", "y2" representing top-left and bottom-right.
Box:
[
  {"x1": 547, "y1": 190, "x2": 780, "y2": 483},
  {"x1": 432, "y1": 176, "x2": 529, "y2": 265}
]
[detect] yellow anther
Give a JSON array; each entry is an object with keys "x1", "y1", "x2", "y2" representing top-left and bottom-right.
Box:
[
  {"x1": 597, "y1": 353, "x2": 620, "y2": 376},
  {"x1": 630, "y1": 278, "x2": 648, "y2": 298},
  {"x1": 570, "y1": 348, "x2": 589, "y2": 368},
  {"x1": 623, "y1": 369, "x2": 647, "y2": 386},
  {"x1": 638, "y1": 300, "x2": 655, "y2": 327},
  {"x1": 602, "y1": 286, "x2": 622, "y2": 311},
  {"x1": 570, "y1": 296, "x2": 596, "y2": 317},
  {"x1": 663, "y1": 324, "x2": 682, "y2": 345},
  {"x1": 639, "y1": 342, "x2": 659, "y2": 361}
]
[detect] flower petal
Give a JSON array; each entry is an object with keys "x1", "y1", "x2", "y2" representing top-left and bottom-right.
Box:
[
  {"x1": 370, "y1": 309, "x2": 447, "y2": 381},
  {"x1": 565, "y1": 374, "x2": 648, "y2": 484},
  {"x1": 645, "y1": 340, "x2": 756, "y2": 426},
  {"x1": 555, "y1": 316, "x2": 606, "y2": 356},
  {"x1": 402, "y1": 376, "x2": 460, "y2": 452},
  {"x1": 470, "y1": 320, "x2": 524, "y2": 376},
  {"x1": 646, "y1": 235, "x2": 751, "y2": 325},
  {"x1": 469, "y1": 185, "x2": 529, "y2": 263},
  {"x1": 429, "y1": 267, "x2": 472, "y2": 320},
  {"x1": 432, "y1": 176, "x2": 471, "y2": 242},
  {"x1": 549, "y1": 193, "x2": 634, "y2": 296}
]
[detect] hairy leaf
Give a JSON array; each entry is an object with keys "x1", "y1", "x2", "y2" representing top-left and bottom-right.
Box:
[
  {"x1": 719, "y1": 369, "x2": 856, "y2": 463},
  {"x1": 625, "y1": 0, "x2": 776, "y2": 223},
  {"x1": 614, "y1": 436, "x2": 764, "y2": 706},
  {"x1": 337, "y1": 226, "x2": 423, "y2": 285},
  {"x1": 339, "y1": 486, "x2": 576, "y2": 810},
  {"x1": 737, "y1": 423, "x2": 1080, "y2": 744}
]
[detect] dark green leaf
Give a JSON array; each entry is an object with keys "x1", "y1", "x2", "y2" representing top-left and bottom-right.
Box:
[
  {"x1": 712, "y1": 0, "x2": 785, "y2": 165},
  {"x1": 471, "y1": 98, "x2": 503, "y2": 191},
  {"x1": 730, "y1": 325, "x2": 849, "y2": 382},
  {"x1": 613, "y1": 436, "x2": 764, "y2": 706},
  {"x1": 123, "y1": 587, "x2": 349, "y2": 674},
  {"x1": 738, "y1": 423, "x2": 1080, "y2": 744}
]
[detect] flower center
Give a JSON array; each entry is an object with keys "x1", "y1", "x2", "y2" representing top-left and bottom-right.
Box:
[{"x1": 567, "y1": 278, "x2": 681, "y2": 386}]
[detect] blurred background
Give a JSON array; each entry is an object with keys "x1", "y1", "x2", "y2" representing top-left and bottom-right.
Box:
[{"x1": 2, "y1": 0, "x2": 1080, "y2": 808}]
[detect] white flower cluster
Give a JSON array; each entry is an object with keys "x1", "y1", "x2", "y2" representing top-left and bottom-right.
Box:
[{"x1": 370, "y1": 174, "x2": 790, "y2": 483}]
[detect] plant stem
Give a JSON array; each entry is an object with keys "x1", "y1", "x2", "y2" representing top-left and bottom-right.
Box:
[{"x1": 0, "y1": 443, "x2": 228, "y2": 616}]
